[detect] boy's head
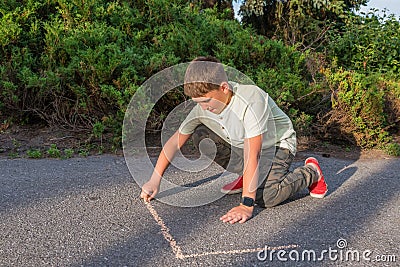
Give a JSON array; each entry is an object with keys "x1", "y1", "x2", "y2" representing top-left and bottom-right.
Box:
[
  {"x1": 184, "y1": 56, "x2": 228, "y2": 98},
  {"x1": 184, "y1": 56, "x2": 232, "y2": 114}
]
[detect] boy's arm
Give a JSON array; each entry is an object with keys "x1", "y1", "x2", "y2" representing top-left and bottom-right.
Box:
[
  {"x1": 220, "y1": 134, "x2": 262, "y2": 224},
  {"x1": 141, "y1": 130, "x2": 191, "y2": 202},
  {"x1": 242, "y1": 134, "x2": 262, "y2": 200}
]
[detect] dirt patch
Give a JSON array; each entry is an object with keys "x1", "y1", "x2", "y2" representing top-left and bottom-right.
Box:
[
  {"x1": 0, "y1": 123, "x2": 119, "y2": 158},
  {"x1": 295, "y1": 136, "x2": 396, "y2": 161},
  {"x1": 0, "y1": 123, "x2": 397, "y2": 160}
]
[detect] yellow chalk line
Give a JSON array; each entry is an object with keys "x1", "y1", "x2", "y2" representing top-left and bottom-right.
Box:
[
  {"x1": 144, "y1": 201, "x2": 185, "y2": 259},
  {"x1": 144, "y1": 201, "x2": 299, "y2": 259},
  {"x1": 181, "y1": 244, "x2": 299, "y2": 259}
]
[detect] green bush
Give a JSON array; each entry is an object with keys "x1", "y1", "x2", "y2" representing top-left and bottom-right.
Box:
[
  {"x1": 322, "y1": 10, "x2": 400, "y2": 148},
  {"x1": 385, "y1": 143, "x2": 400, "y2": 157},
  {"x1": 63, "y1": 148, "x2": 74, "y2": 159},
  {"x1": 321, "y1": 68, "x2": 398, "y2": 148},
  {"x1": 27, "y1": 148, "x2": 42, "y2": 159},
  {"x1": 0, "y1": 0, "x2": 320, "y2": 136},
  {"x1": 0, "y1": 0, "x2": 398, "y2": 151},
  {"x1": 47, "y1": 144, "x2": 61, "y2": 158},
  {"x1": 327, "y1": 11, "x2": 400, "y2": 73}
]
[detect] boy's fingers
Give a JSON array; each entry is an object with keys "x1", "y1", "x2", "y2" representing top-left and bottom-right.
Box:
[
  {"x1": 139, "y1": 189, "x2": 157, "y2": 203},
  {"x1": 220, "y1": 210, "x2": 250, "y2": 224},
  {"x1": 139, "y1": 191, "x2": 146, "y2": 199},
  {"x1": 239, "y1": 216, "x2": 248, "y2": 224},
  {"x1": 140, "y1": 190, "x2": 151, "y2": 201},
  {"x1": 149, "y1": 191, "x2": 157, "y2": 201},
  {"x1": 143, "y1": 195, "x2": 150, "y2": 203}
]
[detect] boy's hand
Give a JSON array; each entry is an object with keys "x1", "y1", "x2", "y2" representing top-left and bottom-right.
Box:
[
  {"x1": 220, "y1": 205, "x2": 254, "y2": 224},
  {"x1": 140, "y1": 179, "x2": 160, "y2": 203}
]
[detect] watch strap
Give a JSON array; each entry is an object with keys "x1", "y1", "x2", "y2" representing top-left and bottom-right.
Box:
[{"x1": 241, "y1": 196, "x2": 255, "y2": 207}]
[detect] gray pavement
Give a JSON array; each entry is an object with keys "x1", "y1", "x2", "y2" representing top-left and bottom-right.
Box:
[{"x1": 0, "y1": 154, "x2": 399, "y2": 266}]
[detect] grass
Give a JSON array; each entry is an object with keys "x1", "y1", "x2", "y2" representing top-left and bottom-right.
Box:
[
  {"x1": 385, "y1": 143, "x2": 400, "y2": 157},
  {"x1": 47, "y1": 144, "x2": 61, "y2": 158},
  {"x1": 27, "y1": 149, "x2": 42, "y2": 159}
]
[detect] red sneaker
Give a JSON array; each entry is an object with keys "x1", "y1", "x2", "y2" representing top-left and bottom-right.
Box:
[
  {"x1": 221, "y1": 176, "x2": 243, "y2": 194},
  {"x1": 305, "y1": 157, "x2": 328, "y2": 198}
]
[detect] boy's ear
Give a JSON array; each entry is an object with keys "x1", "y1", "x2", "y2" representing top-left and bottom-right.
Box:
[{"x1": 220, "y1": 82, "x2": 230, "y2": 93}]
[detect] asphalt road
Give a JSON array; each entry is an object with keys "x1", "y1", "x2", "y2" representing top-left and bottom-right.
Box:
[{"x1": 0, "y1": 154, "x2": 399, "y2": 266}]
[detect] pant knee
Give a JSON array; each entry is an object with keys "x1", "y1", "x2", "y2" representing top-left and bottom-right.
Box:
[{"x1": 256, "y1": 185, "x2": 281, "y2": 208}]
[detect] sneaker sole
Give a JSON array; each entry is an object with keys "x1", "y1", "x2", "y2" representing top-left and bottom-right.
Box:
[
  {"x1": 309, "y1": 191, "x2": 327, "y2": 198},
  {"x1": 220, "y1": 188, "x2": 243, "y2": 194}
]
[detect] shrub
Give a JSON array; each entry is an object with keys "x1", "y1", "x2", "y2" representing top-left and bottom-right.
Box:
[
  {"x1": 327, "y1": 11, "x2": 400, "y2": 73},
  {"x1": 0, "y1": 0, "x2": 398, "y2": 152},
  {"x1": 385, "y1": 143, "x2": 400, "y2": 157},
  {"x1": 322, "y1": 10, "x2": 400, "y2": 148},
  {"x1": 63, "y1": 148, "x2": 74, "y2": 159},
  {"x1": 319, "y1": 68, "x2": 398, "y2": 148},
  {"x1": 27, "y1": 148, "x2": 42, "y2": 159},
  {"x1": 47, "y1": 144, "x2": 61, "y2": 158}
]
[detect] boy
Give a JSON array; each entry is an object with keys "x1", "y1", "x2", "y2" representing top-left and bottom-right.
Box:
[{"x1": 140, "y1": 56, "x2": 327, "y2": 224}]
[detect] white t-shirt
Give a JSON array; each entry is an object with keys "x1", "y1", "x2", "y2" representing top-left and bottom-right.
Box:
[{"x1": 179, "y1": 82, "x2": 297, "y2": 154}]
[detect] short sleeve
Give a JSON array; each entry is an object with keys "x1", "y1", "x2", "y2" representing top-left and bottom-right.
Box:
[
  {"x1": 243, "y1": 101, "x2": 270, "y2": 138},
  {"x1": 178, "y1": 105, "x2": 202, "y2": 135}
]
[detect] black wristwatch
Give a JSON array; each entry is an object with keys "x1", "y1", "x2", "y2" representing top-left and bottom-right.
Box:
[{"x1": 241, "y1": 197, "x2": 255, "y2": 207}]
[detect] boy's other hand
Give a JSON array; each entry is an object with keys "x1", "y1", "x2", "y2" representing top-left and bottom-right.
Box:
[
  {"x1": 140, "y1": 180, "x2": 160, "y2": 203},
  {"x1": 220, "y1": 205, "x2": 254, "y2": 224}
]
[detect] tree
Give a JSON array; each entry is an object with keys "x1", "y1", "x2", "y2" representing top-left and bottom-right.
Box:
[
  {"x1": 192, "y1": 0, "x2": 235, "y2": 18},
  {"x1": 240, "y1": 0, "x2": 368, "y2": 49}
]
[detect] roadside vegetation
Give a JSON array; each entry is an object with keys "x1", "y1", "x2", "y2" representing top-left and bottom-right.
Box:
[{"x1": 0, "y1": 0, "x2": 399, "y2": 157}]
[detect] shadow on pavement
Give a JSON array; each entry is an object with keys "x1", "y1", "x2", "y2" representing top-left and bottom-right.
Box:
[
  {"x1": 240, "y1": 157, "x2": 400, "y2": 266},
  {"x1": 2, "y1": 153, "x2": 398, "y2": 266},
  {"x1": 155, "y1": 172, "x2": 223, "y2": 199},
  {"x1": 80, "y1": 154, "x2": 400, "y2": 266},
  {"x1": 0, "y1": 156, "x2": 129, "y2": 214}
]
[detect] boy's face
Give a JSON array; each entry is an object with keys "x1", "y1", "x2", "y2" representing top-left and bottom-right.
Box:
[{"x1": 191, "y1": 82, "x2": 232, "y2": 114}]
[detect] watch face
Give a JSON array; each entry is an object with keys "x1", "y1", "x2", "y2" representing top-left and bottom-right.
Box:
[{"x1": 242, "y1": 197, "x2": 254, "y2": 207}]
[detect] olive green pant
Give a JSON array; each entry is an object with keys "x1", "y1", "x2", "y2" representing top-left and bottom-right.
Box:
[{"x1": 192, "y1": 125, "x2": 319, "y2": 208}]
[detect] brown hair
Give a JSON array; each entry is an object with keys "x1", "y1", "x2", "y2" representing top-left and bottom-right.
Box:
[{"x1": 184, "y1": 56, "x2": 228, "y2": 98}]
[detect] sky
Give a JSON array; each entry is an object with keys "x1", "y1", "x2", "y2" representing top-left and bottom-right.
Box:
[
  {"x1": 233, "y1": 1, "x2": 400, "y2": 19},
  {"x1": 358, "y1": 0, "x2": 400, "y2": 18}
]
